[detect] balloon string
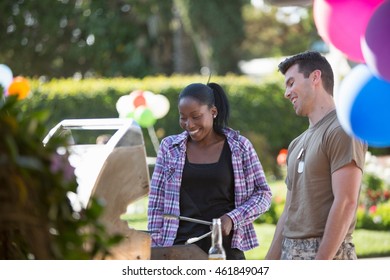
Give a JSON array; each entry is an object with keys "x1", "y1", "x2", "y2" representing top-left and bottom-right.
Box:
[
  {"x1": 206, "y1": 69, "x2": 212, "y2": 85},
  {"x1": 147, "y1": 126, "x2": 160, "y2": 155}
]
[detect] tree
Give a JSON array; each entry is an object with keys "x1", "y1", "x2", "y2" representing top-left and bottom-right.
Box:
[
  {"x1": 174, "y1": 0, "x2": 248, "y2": 74},
  {"x1": 0, "y1": 0, "x2": 174, "y2": 78},
  {"x1": 240, "y1": 3, "x2": 320, "y2": 59},
  {"x1": 1, "y1": 0, "x2": 321, "y2": 78}
]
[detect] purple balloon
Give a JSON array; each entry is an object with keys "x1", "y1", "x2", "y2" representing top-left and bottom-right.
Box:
[{"x1": 362, "y1": 1, "x2": 390, "y2": 82}]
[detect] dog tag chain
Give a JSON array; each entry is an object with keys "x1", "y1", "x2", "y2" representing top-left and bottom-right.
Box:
[
  {"x1": 297, "y1": 147, "x2": 305, "y2": 173},
  {"x1": 296, "y1": 114, "x2": 328, "y2": 174}
]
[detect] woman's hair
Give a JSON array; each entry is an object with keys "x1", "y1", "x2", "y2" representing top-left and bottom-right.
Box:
[{"x1": 178, "y1": 82, "x2": 230, "y2": 134}]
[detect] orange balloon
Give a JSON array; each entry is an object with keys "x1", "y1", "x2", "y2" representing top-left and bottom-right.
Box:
[{"x1": 7, "y1": 76, "x2": 30, "y2": 100}]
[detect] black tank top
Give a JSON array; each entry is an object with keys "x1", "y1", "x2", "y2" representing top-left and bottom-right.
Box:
[{"x1": 174, "y1": 140, "x2": 235, "y2": 250}]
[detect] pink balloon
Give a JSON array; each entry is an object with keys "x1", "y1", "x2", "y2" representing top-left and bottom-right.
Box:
[
  {"x1": 313, "y1": 0, "x2": 384, "y2": 63},
  {"x1": 362, "y1": 1, "x2": 390, "y2": 82}
]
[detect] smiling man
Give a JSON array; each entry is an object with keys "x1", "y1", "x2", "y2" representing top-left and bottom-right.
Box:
[{"x1": 266, "y1": 51, "x2": 367, "y2": 260}]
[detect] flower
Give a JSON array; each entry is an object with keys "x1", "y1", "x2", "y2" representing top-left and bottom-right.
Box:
[{"x1": 50, "y1": 153, "x2": 75, "y2": 183}]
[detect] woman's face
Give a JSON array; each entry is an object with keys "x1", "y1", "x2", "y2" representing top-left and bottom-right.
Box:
[{"x1": 178, "y1": 97, "x2": 217, "y2": 142}]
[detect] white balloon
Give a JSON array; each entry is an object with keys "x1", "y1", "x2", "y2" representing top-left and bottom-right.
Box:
[
  {"x1": 147, "y1": 94, "x2": 170, "y2": 119},
  {"x1": 116, "y1": 95, "x2": 134, "y2": 118},
  {"x1": 0, "y1": 64, "x2": 13, "y2": 92},
  {"x1": 143, "y1": 90, "x2": 155, "y2": 102},
  {"x1": 142, "y1": 90, "x2": 156, "y2": 111},
  {"x1": 336, "y1": 64, "x2": 372, "y2": 136}
]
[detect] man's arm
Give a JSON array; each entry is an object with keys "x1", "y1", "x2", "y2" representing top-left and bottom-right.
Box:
[{"x1": 315, "y1": 161, "x2": 362, "y2": 259}]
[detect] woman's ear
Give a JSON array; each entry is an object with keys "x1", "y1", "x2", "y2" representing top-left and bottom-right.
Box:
[{"x1": 211, "y1": 106, "x2": 218, "y2": 118}]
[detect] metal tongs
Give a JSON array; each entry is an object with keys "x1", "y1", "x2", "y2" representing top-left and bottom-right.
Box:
[
  {"x1": 185, "y1": 231, "x2": 212, "y2": 244},
  {"x1": 163, "y1": 214, "x2": 212, "y2": 226},
  {"x1": 163, "y1": 214, "x2": 213, "y2": 244}
]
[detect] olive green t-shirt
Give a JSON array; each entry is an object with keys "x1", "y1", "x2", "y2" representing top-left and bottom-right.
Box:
[{"x1": 284, "y1": 110, "x2": 367, "y2": 239}]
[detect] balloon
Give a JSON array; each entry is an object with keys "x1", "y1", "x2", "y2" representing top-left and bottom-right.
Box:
[
  {"x1": 362, "y1": 1, "x2": 390, "y2": 82},
  {"x1": 125, "y1": 111, "x2": 134, "y2": 119},
  {"x1": 0, "y1": 64, "x2": 13, "y2": 93},
  {"x1": 133, "y1": 94, "x2": 146, "y2": 108},
  {"x1": 140, "y1": 90, "x2": 155, "y2": 112},
  {"x1": 142, "y1": 90, "x2": 156, "y2": 103},
  {"x1": 133, "y1": 106, "x2": 156, "y2": 128},
  {"x1": 129, "y1": 90, "x2": 146, "y2": 108},
  {"x1": 336, "y1": 64, "x2": 390, "y2": 147},
  {"x1": 7, "y1": 76, "x2": 31, "y2": 100},
  {"x1": 313, "y1": 0, "x2": 384, "y2": 63},
  {"x1": 146, "y1": 94, "x2": 170, "y2": 119},
  {"x1": 116, "y1": 90, "x2": 169, "y2": 121},
  {"x1": 116, "y1": 95, "x2": 134, "y2": 118}
]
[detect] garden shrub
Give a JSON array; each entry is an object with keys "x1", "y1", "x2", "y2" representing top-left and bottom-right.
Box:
[
  {"x1": 26, "y1": 76, "x2": 390, "y2": 231},
  {"x1": 29, "y1": 75, "x2": 308, "y2": 179},
  {"x1": 0, "y1": 91, "x2": 122, "y2": 259}
]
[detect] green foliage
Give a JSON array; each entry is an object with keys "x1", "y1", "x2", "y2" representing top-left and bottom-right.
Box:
[
  {"x1": 364, "y1": 172, "x2": 384, "y2": 192},
  {"x1": 241, "y1": 4, "x2": 320, "y2": 59},
  {"x1": 375, "y1": 202, "x2": 390, "y2": 229},
  {"x1": 361, "y1": 172, "x2": 389, "y2": 209},
  {"x1": 0, "y1": 91, "x2": 122, "y2": 259},
  {"x1": 256, "y1": 180, "x2": 286, "y2": 224},
  {"x1": 0, "y1": 1, "x2": 322, "y2": 79},
  {"x1": 356, "y1": 201, "x2": 390, "y2": 231},
  {"x1": 175, "y1": 0, "x2": 246, "y2": 74},
  {"x1": 259, "y1": 174, "x2": 390, "y2": 231},
  {"x1": 356, "y1": 165, "x2": 390, "y2": 230},
  {"x1": 0, "y1": 0, "x2": 173, "y2": 78},
  {"x1": 28, "y1": 75, "x2": 307, "y2": 178}
]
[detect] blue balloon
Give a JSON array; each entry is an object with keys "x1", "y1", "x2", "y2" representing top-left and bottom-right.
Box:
[{"x1": 337, "y1": 64, "x2": 390, "y2": 147}]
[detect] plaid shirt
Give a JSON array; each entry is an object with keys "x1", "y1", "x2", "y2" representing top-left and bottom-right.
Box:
[{"x1": 147, "y1": 127, "x2": 272, "y2": 251}]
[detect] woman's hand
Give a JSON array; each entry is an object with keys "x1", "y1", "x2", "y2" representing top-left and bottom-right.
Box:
[{"x1": 220, "y1": 214, "x2": 233, "y2": 236}]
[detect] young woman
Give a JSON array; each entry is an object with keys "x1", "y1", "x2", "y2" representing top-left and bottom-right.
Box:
[{"x1": 148, "y1": 82, "x2": 272, "y2": 259}]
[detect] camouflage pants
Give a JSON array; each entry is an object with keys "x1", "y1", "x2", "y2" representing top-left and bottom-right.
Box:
[{"x1": 281, "y1": 237, "x2": 357, "y2": 260}]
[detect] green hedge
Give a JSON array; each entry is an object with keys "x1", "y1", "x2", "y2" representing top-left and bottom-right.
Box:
[{"x1": 29, "y1": 75, "x2": 308, "y2": 178}]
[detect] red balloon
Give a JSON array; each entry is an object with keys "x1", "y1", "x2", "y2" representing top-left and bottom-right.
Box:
[
  {"x1": 133, "y1": 94, "x2": 146, "y2": 108},
  {"x1": 129, "y1": 90, "x2": 146, "y2": 108}
]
